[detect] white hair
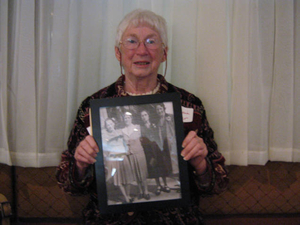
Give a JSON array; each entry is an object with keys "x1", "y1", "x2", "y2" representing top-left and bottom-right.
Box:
[{"x1": 115, "y1": 9, "x2": 168, "y2": 48}]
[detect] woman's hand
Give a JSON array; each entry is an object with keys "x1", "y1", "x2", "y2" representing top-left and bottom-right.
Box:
[
  {"x1": 74, "y1": 135, "x2": 99, "y2": 177},
  {"x1": 181, "y1": 130, "x2": 208, "y2": 175}
]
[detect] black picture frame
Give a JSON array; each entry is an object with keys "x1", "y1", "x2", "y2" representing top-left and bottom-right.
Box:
[{"x1": 90, "y1": 92, "x2": 190, "y2": 214}]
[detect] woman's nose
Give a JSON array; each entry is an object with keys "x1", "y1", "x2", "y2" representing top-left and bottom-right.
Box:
[{"x1": 136, "y1": 42, "x2": 148, "y2": 54}]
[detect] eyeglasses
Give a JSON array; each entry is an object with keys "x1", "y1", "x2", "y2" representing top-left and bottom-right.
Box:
[{"x1": 120, "y1": 37, "x2": 163, "y2": 50}]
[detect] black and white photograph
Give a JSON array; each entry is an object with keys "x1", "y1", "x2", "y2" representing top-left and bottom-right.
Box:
[
  {"x1": 100, "y1": 101, "x2": 180, "y2": 205},
  {"x1": 90, "y1": 93, "x2": 190, "y2": 213}
]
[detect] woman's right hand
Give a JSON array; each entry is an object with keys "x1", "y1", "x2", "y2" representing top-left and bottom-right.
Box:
[{"x1": 74, "y1": 135, "x2": 99, "y2": 176}]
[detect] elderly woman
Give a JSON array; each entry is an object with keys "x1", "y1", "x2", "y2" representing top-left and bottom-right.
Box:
[{"x1": 56, "y1": 9, "x2": 228, "y2": 225}]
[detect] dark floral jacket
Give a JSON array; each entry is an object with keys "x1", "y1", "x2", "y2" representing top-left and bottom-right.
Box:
[{"x1": 56, "y1": 75, "x2": 228, "y2": 225}]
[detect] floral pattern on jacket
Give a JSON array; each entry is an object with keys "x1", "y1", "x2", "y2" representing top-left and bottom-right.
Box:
[{"x1": 56, "y1": 74, "x2": 228, "y2": 225}]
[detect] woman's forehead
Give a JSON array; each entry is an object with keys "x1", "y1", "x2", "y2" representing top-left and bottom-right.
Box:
[{"x1": 123, "y1": 25, "x2": 160, "y2": 38}]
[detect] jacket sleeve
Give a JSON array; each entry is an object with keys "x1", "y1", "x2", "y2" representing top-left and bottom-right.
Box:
[
  {"x1": 181, "y1": 93, "x2": 229, "y2": 196},
  {"x1": 193, "y1": 101, "x2": 228, "y2": 195},
  {"x1": 55, "y1": 98, "x2": 95, "y2": 195}
]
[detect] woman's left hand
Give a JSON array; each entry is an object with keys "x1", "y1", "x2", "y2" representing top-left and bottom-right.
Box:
[{"x1": 181, "y1": 130, "x2": 208, "y2": 175}]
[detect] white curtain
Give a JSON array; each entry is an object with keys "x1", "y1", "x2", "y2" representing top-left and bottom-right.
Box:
[{"x1": 0, "y1": 0, "x2": 299, "y2": 167}]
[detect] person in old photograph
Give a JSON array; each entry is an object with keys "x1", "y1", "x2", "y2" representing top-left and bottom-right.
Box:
[
  {"x1": 56, "y1": 9, "x2": 228, "y2": 224},
  {"x1": 107, "y1": 105, "x2": 141, "y2": 129},
  {"x1": 105, "y1": 107, "x2": 124, "y2": 129},
  {"x1": 155, "y1": 103, "x2": 178, "y2": 178},
  {"x1": 101, "y1": 118, "x2": 134, "y2": 204},
  {"x1": 140, "y1": 108, "x2": 172, "y2": 196},
  {"x1": 121, "y1": 111, "x2": 150, "y2": 200}
]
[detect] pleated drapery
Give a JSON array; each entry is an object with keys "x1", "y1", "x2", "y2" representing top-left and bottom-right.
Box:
[{"x1": 0, "y1": 0, "x2": 299, "y2": 167}]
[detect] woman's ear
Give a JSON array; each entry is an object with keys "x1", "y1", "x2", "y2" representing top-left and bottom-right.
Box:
[
  {"x1": 115, "y1": 46, "x2": 121, "y2": 61},
  {"x1": 162, "y1": 47, "x2": 168, "y2": 62}
]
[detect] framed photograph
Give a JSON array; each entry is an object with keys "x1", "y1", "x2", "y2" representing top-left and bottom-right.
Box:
[{"x1": 90, "y1": 92, "x2": 190, "y2": 214}]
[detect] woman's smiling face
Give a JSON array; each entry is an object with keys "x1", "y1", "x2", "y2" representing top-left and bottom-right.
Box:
[
  {"x1": 124, "y1": 114, "x2": 132, "y2": 126},
  {"x1": 115, "y1": 26, "x2": 166, "y2": 80},
  {"x1": 141, "y1": 110, "x2": 149, "y2": 123},
  {"x1": 105, "y1": 119, "x2": 115, "y2": 133},
  {"x1": 156, "y1": 105, "x2": 165, "y2": 117}
]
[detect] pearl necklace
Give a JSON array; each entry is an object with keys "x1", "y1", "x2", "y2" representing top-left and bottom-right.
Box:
[{"x1": 126, "y1": 82, "x2": 161, "y2": 96}]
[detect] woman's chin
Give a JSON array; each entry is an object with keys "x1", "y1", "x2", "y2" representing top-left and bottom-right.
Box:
[{"x1": 127, "y1": 70, "x2": 157, "y2": 79}]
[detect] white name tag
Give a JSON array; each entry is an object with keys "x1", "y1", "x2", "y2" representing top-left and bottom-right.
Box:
[
  {"x1": 87, "y1": 126, "x2": 92, "y2": 135},
  {"x1": 182, "y1": 106, "x2": 194, "y2": 123}
]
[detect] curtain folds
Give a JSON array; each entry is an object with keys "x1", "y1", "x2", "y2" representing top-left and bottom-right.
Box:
[
  {"x1": 0, "y1": 0, "x2": 11, "y2": 165},
  {"x1": 0, "y1": 0, "x2": 299, "y2": 167}
]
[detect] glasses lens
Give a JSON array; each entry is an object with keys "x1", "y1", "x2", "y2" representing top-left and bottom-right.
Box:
[
  {"x1": 145, "y1": 38, "x2": 160, "y2": 49},
  {"x1": 121, "y1": 37, "x2": 161, "y2": 50},
  {"x1": 123, "y1": 38, "x2": 138, "y2": 49}
]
